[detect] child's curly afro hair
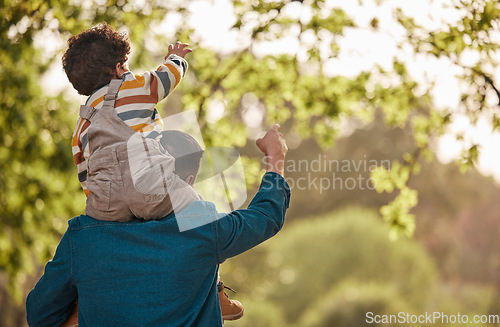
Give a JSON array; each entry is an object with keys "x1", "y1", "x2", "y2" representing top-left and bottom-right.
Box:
[{"x1": 62, "y1": 22, "x2": 131, "y2": 96}]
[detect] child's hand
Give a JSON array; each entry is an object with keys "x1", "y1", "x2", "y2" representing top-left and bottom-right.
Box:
[{"x1": 166, "y1": 42, "x2": 192, "y2": 59}]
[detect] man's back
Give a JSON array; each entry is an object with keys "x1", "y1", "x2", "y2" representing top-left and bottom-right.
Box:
[
  {"x1": 72, "y1": 201, "x2": 220, "y2": 326},
  {"x1": 27, "y1": 172, "x2": 290, "y2": 326}
]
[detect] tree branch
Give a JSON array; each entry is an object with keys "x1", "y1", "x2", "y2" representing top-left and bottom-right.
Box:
[{"x1": 472, "y1": 68, "x2": 500, "y2": 106}]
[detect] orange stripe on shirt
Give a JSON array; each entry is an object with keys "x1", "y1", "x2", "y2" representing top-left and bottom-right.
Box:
[
  {"x1": 121, "y1": 75, "x2": 146, "y2": 90},
  {"x1": 165, "y1": 64, "x2": 181, "y2": 87},
  {"x1": 131, "y1": 123, "x2": 155, "y2": 132},
  {"x1": 90, "y1": 95, "x2": 105, "y2": 107},
  {"x1": 72, "y1": 120, "x2": 85, "y2": 146},
  {"x1": 72, "y1": 132, "x2": 80, "y2": 147}
]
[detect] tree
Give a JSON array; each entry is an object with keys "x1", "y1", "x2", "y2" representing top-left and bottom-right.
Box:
[
  {"x1": 185, "y1": 0, "x2": 500, "y2": 236},
  {"x1": 1, "y1": 0, "x2": 498, "y2": 307}
]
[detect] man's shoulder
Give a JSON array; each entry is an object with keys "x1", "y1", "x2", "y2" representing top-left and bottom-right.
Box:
[
  {"x1": 176, "y1": 200, "x2": 218, "y2": 217},
  {"x1": 66, "y1": 200, "x2": 220, "y2": 231},
  {"x1": 174, "y1": 200, "x2": 222, "y2": 232},
  {"x1": 67, "y1": 214, "x2": 125, "y2": 230}
]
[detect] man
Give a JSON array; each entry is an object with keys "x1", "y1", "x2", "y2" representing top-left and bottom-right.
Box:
[{"x1": 26, "y1": 125, "x2": 290, "y2": 326}]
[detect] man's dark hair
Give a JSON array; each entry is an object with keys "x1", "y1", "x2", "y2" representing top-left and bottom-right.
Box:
[
  {"x1": 160, "y1": 130, "x2": 204, "y2": 181},
  {"x1": 62, "y1": 22, "x2": 131, "y2": 96}
]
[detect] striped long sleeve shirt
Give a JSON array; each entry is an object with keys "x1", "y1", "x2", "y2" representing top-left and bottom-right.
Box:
[{"x1": 71, "y1": 54, "x2": 188, "y2": 196}]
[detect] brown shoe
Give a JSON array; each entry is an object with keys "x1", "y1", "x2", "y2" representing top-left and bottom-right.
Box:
[{"x1": 218, "y1": 281, "x2": 244, "y2": 321}]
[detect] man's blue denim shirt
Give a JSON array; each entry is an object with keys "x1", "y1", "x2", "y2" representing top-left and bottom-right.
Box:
[{"x1": 26, "y1": 172, "x2": 290, "y2": 326}]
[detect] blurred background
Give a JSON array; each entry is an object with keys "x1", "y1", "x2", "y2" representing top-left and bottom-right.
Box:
[{"x1": 1, "y1": 0, "x2": 500, "y2": 326}]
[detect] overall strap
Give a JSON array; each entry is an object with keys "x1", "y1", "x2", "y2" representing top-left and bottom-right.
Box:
[
  {"x1": 78, "y1": 79, "x2": 123, "y2": 122},
  {"x1": 79, "y1": 105, "x2": 97, "y2": 121},
  {"x1": 102, "y1": 79, "x2": 123, "y2": 109}
]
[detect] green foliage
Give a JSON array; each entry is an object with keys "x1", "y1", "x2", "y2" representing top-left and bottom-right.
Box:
[
  {"x1": 371, "y1": 161, "x2": 410, "y2": 193},
  {"x1": 371, "y1": 161, "x2": 417, "y2": 237},
  {"x1": 459, "y1": 144, "x2": 480, "y2": 173},
  {"x1": 379, "y1": 187, "x2": 418, "y2": 239},
  {"x1": 0, "y1": 5, "x2": 84, "y2": 300},
  {"x1": 397, "y1": 0, "x2": 500, "y2": 122}
]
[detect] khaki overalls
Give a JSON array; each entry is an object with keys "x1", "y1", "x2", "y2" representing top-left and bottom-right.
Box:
[{"x1": 80, "y1": 79, "x2": 199, "y2": 222}]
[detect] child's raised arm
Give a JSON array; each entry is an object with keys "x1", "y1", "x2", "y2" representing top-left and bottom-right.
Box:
[{"x1": 148, "y1": 42, "x2": 192, "y2": 102}]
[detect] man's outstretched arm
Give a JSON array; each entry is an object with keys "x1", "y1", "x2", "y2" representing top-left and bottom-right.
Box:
[
  {"x1": 215, "y1": 124, "x2": 291, "y2": 261},
  {"x1": 215, "y1": 171, "x2": 290, "y2": 261}
]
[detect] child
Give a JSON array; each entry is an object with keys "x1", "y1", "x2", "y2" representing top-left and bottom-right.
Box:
[
  {"x1": 64, "y1": 22, "x2": 198, "y2": 221},
  {"x1": 60, "y1": 22, "x2": 243, "y2": 324}
]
